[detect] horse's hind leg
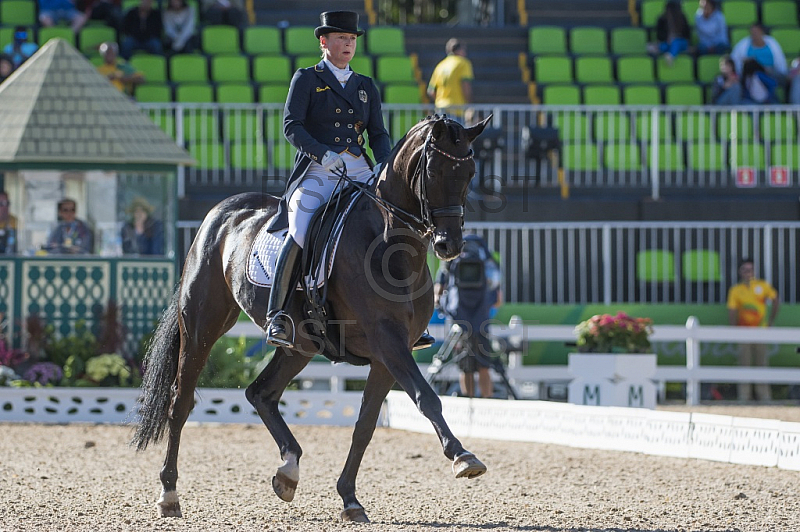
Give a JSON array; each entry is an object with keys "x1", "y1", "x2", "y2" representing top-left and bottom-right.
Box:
[
  {"x1": 245, "y1": 346, "x2": 312, "y2": 502},
  {"x1": 158, "y1": 296, "x2": 240, "y2": 517},
  {"x1": 337, "y1": 362, "x2": 395, "y2": 523}
]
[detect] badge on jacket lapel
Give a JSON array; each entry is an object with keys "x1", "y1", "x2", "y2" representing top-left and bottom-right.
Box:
[
  {"x1": 359, "y1": 89, "x2": 368, "y2": 103},
  {"x1": 317, "y1": 85, "x2": 331, "y2": 92}
]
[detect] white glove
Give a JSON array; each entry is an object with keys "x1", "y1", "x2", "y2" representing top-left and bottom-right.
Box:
[{"x1": 321, "y1": 151, "x2": 345, "y2": 173}]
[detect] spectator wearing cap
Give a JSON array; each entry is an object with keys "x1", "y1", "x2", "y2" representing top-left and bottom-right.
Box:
[
  {"x1": 2, "y1": 26, "x2": 39, "y2": 68},
  {"x1": 97, "y1": 41, "x2": 144, "y2": 96}
]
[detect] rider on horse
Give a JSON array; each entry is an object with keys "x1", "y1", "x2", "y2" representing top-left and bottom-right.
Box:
[{"x1": 266, "y1": 11, "x2": 434, "y2": 350}]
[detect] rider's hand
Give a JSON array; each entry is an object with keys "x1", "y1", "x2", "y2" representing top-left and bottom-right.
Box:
[{"x1": 321, "y1": 151, "x2": 345, "y2": 173}]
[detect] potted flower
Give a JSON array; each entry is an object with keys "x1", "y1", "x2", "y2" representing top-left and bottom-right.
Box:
[{"x1": 568, "y1": 312, "x2": 657, "y2": 408}]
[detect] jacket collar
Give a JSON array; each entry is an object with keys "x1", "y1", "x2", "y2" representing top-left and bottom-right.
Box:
[{"x1": 314, "y1": 61, "x2": 360, "y2": 105}]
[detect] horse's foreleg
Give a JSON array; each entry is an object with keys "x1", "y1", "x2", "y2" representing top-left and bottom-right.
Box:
[
  {"x1": 245, "y1": 346, "x2": 311, "y2": 503},
  {"x1": 337, "y1": 362, "x2": 395, "y2": 523},
  {"x1": 379, "y1": 345, "x2": 487, "y2": 479}
]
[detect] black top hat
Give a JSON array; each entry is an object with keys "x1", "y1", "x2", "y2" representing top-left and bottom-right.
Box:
[{"x1": 314, "y1": 11, "x2": 364, "y2": 39}]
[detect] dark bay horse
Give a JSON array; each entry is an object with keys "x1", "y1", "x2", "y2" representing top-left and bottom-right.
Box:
[{"x1": 132, "y1": 114, "x2": 492, "y2": 523}]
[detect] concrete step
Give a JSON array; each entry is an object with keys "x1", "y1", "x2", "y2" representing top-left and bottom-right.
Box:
[
  {"x1": 252, "y1": 0, "x2": 366, "y2": 27},
  {"x1": 524, "y1": 0, "x2": 631, "y2": 27}
]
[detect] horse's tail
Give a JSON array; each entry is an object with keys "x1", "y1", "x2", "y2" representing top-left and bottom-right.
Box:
[{"x1": 131, "y1": 286, "x2": 182, "y2": 451}]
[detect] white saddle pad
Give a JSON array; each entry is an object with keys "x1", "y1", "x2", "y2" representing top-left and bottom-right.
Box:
[{"x1": 246, "y1": 195, "x2": 360, "y2": 288}]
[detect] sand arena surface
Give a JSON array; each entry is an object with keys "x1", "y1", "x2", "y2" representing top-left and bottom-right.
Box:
[{"x1": 0, "y1": 405, "x2": 798, "y2": 532}]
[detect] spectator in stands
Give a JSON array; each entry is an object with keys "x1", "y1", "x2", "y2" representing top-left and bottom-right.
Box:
[
  {"x1": 96, "y1": 41, "x2": 144, "y2": 96},
  {"x1": 427, "y1": 38, "x2": 474, "y2": 119},
  {"x1": 45, "y1": 198, "x2": 94, "y2": 254},
  {"x1": 711, "y1": 55, "x2": 741, "y2": 105},
  {"x1": 694, "y1": 0, "x2": 728, "y2": 55},
  {"x1": 646, "y1": 0, "x2": 691, "y2": 66},
  {"x1": 727, "y1": 258, "x2": 780, "y2": 402},
  {"x1": 0, "y1": 190, "x2": 18, "y2": 255},
  {"x1": 740, "y1": 58, "x2": 779, "y2": 104},
  {"x1": 83, "y1": 0, "x2": 123, "y2": 31},
  {"x1": 200, "y1": 0, "x2": 245, "y2": 28},
  {"x1": 0, "y1": 54, "x2": 14, "y2": 84},
  {"x1": 731, "y1": 23, "x2": 787, "y2": 83},
  {"x1": 163, "y1": 0, "x2": 198, "y2": 55},
  {"x1": 121, "y1": 197, "x2": 163, "y2": 255},
  {"x1": 120, "y1": 0, "x2": 164, "y2": 60},
  {"x1": 2, "y1": 27, "x2": 39, "y2": 69},
  {"x1": 38, "y1": 0, "x2": 88, "y2": 32}
]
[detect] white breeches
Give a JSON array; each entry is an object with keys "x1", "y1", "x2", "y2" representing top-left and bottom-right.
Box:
[{"x1": 287, "y1": 152, "x2": 372, "y2": 248}]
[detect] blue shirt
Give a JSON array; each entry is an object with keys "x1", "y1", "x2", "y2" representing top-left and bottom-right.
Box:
[
  {"x1": 694, "y1": 10, "x2": 728, "y2": 49},
  {"x1": 748, "y1": 44, "x2": 775, "y2": 68},
  {"x1": 2, "y1": 43, "x2": 38, "y2": 68}
]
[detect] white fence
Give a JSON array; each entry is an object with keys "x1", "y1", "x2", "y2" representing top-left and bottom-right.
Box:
[
  {"x1": 141, "y1": 103, "x2": 800, "y2": 196},
  {"x1": 178, "y1": 220, "x2": 800, "y2": 304}
]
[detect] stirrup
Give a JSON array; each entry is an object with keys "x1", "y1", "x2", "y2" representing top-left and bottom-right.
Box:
[
  {"x1": 413, "y1": 331, "x2": 435, "y2": 351},
  {"x1": 267, "y1": 310, "x2": 295, "y2": 348}
]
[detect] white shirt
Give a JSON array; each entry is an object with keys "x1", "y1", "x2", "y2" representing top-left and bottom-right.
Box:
[{"x1": 324, "y1": 59, "x2": 352, "y2": 87}]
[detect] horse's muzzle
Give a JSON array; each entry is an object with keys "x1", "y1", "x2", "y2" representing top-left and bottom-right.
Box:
[{"x1": 432, "y1": 233, "x2": 463, "y2": 260}]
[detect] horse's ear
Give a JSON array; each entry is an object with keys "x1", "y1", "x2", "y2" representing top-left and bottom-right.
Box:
[
  {"x1": 430, "y1": 119, "x2": 448, "y2": 141},
  {"x1": 465, "y1": 114, "x2": 493, "y2": 144}
]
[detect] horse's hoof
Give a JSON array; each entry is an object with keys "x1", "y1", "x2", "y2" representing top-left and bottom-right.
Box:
[
  {"x1": 157, "y1": 490, "x2": 182, "y2": 517},
  {"x1": 341, "y1": 505, "x2": 370, "y2": 523},
  {"x1": 272, "y1": 472, "x2": 297, "y2": 502},
  {"x1": 453, "y1": 453, "x2": 487, "y2": 479}
]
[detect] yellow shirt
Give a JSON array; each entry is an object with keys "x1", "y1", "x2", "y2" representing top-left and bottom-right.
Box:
[
  {"x1": 0, "y1": 214, "x2": 17, "y2": 231},
  {"x1": 726, "y1": 279, "x2": 777, "y2": 327},
  {"x1": 97, "y1": 61, "x2": 139, "y2": 95},
  {"x1": 427, "y1": 54, "x2": 474, "y2": 108}
]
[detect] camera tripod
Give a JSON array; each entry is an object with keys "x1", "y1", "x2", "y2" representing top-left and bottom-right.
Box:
[{"x1": 425, "y1": 323, "x2": 519, "y2": 399}]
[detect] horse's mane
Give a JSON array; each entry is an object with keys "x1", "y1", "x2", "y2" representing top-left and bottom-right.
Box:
[{"x1": 382, "y1": 114, "x2": 463, "y2": 176}]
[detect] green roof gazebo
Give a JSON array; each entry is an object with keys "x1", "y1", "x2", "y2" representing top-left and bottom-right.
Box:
[{"x1": 0, "y1": 39, "x2": 194, "y2": 354}]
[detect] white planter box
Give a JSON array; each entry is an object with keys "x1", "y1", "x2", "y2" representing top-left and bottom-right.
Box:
[{"x1": 567, "y1": 353, "x2": 657, "y2": 409}]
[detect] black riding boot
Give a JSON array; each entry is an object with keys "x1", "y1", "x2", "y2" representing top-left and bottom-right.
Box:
[
  {"x1": 413, "y1": 331, "x2": 435, "y2": 350},
  {"x1": 266, "y1": 236, "x2": 302, "y2": 348}
]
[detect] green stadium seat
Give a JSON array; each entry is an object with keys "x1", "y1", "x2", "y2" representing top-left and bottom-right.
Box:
[
  {"x1": 169, "y1": 54, "x2": 208, "y2": 83},
  {"x1": 383, "y1": 84, "x2": 421, "y2": 103},
  {"x1": 640, "y1": 0, "x2": 667, "y2": 27},
  {"x1": 243, "y1": 26, "x2": 281, "y2": 55},
  {"x1": 718, "y1": 112, "x2": 754, "y2": 140},
  {"x1": 682, "y1": 250, "x2": 721, "y2": 282},
  {"x1": 217, "y1": 83, "x2": 254, "y2": 103},
  {"x1": 656, "y1": 56, "x2": 694, "y2": 83},
  {"x1": 731, "y1": 142, "x2": 765, "y2": 168},
  {"x1": 189, "y1": 141, "x2": 226, "y2": 169},
  {"x1": 721, "y1": 0, "x2": 758, "y2": 27},
  {"x1": 676, "y1": 111, "x2": 713, "y2": 140},
  {"x1": 252, "y1": 55, "x2": 292, "y2": 84},
  {"x1": 616, "y1": 56, "x2": 655, "y2": 83},
  {"x1": 542, "y1": 84, "x2": 581, "y2": 104},
  {"x1": 762, "y1": 1, "x2": 799, "y2": 27},
  {"x1": 376, "y1": 56, "x2": 416, "y2": 83},
  {"x1": 0, "y1": 28, "x2": 13, "y2": 50},
  {"x1": 681, "y1": 0, "x2": 698, "y2": 26},
  {"x1": 130, "y1": 54, "x2": 167, "y2": 84},
  {"x1": 760, "y1": 113, "x2": 797, "y2": 142},
  {"x1": 390, "y1": 112, "x2": 424, "y2": 143},
  {"x1": 636, "y1": 112, "x2": 673, "y2": 140},
  {"x1": 623, "y1": 85, "x2": 661, "y2": 105},
  {"x1": 202, "y1": 25, "x2": 240, "y2": 54},
  {"x1": 272, "y1": 142, "x2": 296, "y2": 171},
  {"x1": 583, "y1": 85, "x2": 620, "y2": 105},
  {"x1": 770, "y1": 142, "x2": 800, "y2": 169},
  {"x1": 687, "y1": 142, "x2": 726, "y2": 170},
  {"x1": 0, "y1": 0, "x2": 36, "y2": 26},
  {"x1": 604, "y1": 142, "x2": 642, "y2": 170},
  {"x1": 79, "y1": 26, "x2": 117, "y2": 54},
  {"x1": 771, "y1": 28, "x2": 800, "y2": 55},
  {"x1": 594, "y1": 112, "x2": 631, "y2": 141},
  {"x1": 696, "y1": 55, "x2": 720, "y2": 83},
  {"x1": 665, "y1": 83, "x2": 703, "y2": 105},
  {"x1": 367, "y1": 27, "x2": 405, "y2": 55},
  {"x1": 294, "y1": 54, "x2": 322, "y2": 70},
  {"x1": 610, "y1": 27, "x2": 648, "y2": 55},
  {"x1": 636, "y1": 250, "x2": 676, "y2": 282},
  {"x1": 145, "y1": 108, "x2": 176, "y2": 137},
  {"x1": 258, "y1": 84, "x2": 289, "y2": 103},
  {"x1": 136, "y1": 84, "x2": 172, "y2": 103},
  {"x1": 552, "y1": 112, "x2": 591, "y2": 142},
  {"x1": 224, "y1": 109, "x2": 260, "y2": 140},
  {"x1": 284, "y1": 26, "x2": 319, "y2": 55},
  {"x1": 231, "y1": 141, "x2": 266, "y2": 169},
  {"x1": 349, "y1": 56, "x2": 373, "y2": 77},
  {"x1": 570, "y1": 27, "x2": 607, "y2": 55},
  {"x1": 575, "y1": 56, "x2": 613, "y2": 83},
  {"x1": 730, "y1": 27, "x2": 750, "y2": 46},
  {"x1": 211, "y1": 54, "x2": 249, "y2": 83},
  {"x1": 534, "y1": 56, "x2": 573, "y2": 83},
  {"x1": 529, "y1": 26, "x2": 567, "y2": 54},
  {"x1": 38, "y1": 26, "x2": 75, "y2": 47},
  {"x1": 562, "y1": 143, "x2": 599, "y2": 170},
  {"x1": 175, "y1": 83, "x2": 214, "y2": 103},
  {"x1": 648, "y1": 142, "x2": 686, "y2": 171},
  {"x1": 183, "y1": 108, "x2": 219, "y2": 142}
]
